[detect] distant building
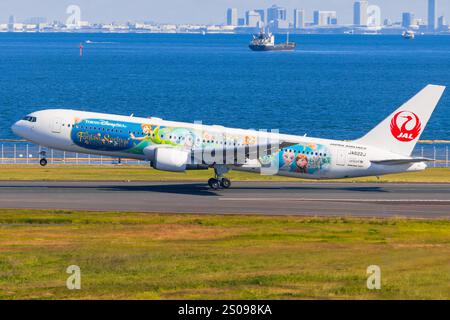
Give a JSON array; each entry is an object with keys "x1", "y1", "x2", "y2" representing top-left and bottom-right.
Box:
[
  {"x1": 428, "y1": 0, "x2": 437, "y2": 31},
  {"x1": 8, "y1": 15, "x2": 15, "y2": 32},
  {"x1": 266, "y1": 5, "x2": 288, "y2": 31},
  {"x1": 245, "y1": 10, "x2": 262, "y2": 27},
  {"x1": 383, "y1": 19, "x2": 392, "y2": 26},
  {"x1": 415, "y1": 18, "x2": 425, "y2": 27},
  {"x1": 267, "y1": 4, "x2": 287, "y2": 24},
  {"x1": 255, "y1": 9, "x2": 265, "y2": 24},
  {"x1": 78, "y1": 21, "x2": 90, "y2": 28},
  {"x1": 237, "y1": 18, "x2": 246, "y2": 26},
  {"x1": 354, "y1": 1, "x2": 368, "y2": 26},
  {"x1": 23, "y1": 17, "x2": 47, "y2": 25},
  {"x1": 313, "y1": 11, "x2": 337, "y2": 26},
  {"x1": 227, "y1": 8, "x2": 238, "y2": 26},
  {"x1": 274, "y1": 19, "x2": 289, "y2": 30},
  {"x1": 438, "y1": 16, "x2": 447, "y2": 31},
  {"x1": 402, "y1": 12, "x2": 415, "y2": 28},
  {"x1": 293, "y1": 9, "x2": 305, "y2": 29}
]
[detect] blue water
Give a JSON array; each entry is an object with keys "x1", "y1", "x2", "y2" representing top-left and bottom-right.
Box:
[{"x1": 0, "y1": 33, "x2": 449, "y2": 140}]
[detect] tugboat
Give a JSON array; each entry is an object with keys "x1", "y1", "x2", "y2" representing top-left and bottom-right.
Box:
[
  {"x1": 402, "y1": 30, "x2": 415, "y2": 40},
  {"x1": 249, "y1": 31, "x2": 296, "y2": 51}
]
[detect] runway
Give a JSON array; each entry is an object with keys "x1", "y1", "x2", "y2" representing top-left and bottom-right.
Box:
[{"x1": 0, "y1": 181, "x2": 449, "y2": 218}]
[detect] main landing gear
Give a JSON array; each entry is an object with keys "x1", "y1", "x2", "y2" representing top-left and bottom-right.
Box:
[
  {"x1": 208, "y1": 177, "x2": 231, "y2": 190},
  {"x1": 39, "y1": 151, "x2": 48, "y2": 167},
  {"x1": 208, "y1": 165, "x2": 231, "y2": 190}
]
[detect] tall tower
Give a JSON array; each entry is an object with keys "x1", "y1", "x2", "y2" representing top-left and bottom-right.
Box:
[
  {"x1": 428, "y1": 0, "x2": 437, "y2": 31},
  {"x1": 267, "y1": 5, "x2": 287, "y2": 24},
  {"x1": 353, "y1": 1, "x2": 368, "y2": 26},
  {"x1": 227, "y1": 8, "x2": 238, "y2": 26},
  {"x1": 294, "y1": 9, "x2": 305, "y2": 29},
  {"x1": 402, "y1": 12, "x2": 415, "y2": 28}
]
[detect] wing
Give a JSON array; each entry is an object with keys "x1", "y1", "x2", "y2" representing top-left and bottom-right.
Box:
[{"x1": 191, "y1": 141, "x2": 297, "y2": 166}]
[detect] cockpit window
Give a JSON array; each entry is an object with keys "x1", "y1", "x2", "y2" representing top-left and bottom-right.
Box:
[{"x1": 22, "y1": 116, "x2": 37, "y2": 122}]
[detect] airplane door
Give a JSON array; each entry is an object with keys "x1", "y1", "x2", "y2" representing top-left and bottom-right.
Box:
[
  {"x1": 51, "y1": 118, "x2": 62, "y2": 133},
  {"x1": 336, "y1": 149, "x2": 347, "y2": 166}
]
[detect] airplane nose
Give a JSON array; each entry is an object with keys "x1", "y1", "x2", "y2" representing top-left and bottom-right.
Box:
[
  {"x1": 11, "y1": 122, "x2": 19, "y2": 136},
  {"x1": 11, "y1": 121, "x2": 24, "y2": 138}
]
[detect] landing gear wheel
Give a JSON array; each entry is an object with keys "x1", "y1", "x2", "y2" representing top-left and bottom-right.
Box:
[
  {"x1": 39, "y1": 158, "x2": 48, "y2": 167},
  {"x1": 220, "y1": 178, "x2": 231, "y2": 189},
  {"x1": 208, "y1": 178, "x2": 220, "y2": 190}
]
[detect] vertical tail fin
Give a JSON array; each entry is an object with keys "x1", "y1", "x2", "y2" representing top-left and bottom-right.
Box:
[{"x1": 354, "y1": 84, "x2": 446, "y2": 156}]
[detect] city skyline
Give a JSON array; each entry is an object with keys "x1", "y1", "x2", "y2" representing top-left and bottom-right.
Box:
[{"x1": 1, "y1": 0, "x2": 450, "y2": 25}]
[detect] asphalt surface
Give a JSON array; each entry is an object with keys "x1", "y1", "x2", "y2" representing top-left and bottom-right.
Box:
[{"x1": 0, "y1": 181, "x2": 449, "y2": 218}]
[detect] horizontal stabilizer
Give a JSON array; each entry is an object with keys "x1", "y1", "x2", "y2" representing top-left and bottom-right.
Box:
[{"x1": 371, "y1": 158, "x2": 432, "y2": 165}]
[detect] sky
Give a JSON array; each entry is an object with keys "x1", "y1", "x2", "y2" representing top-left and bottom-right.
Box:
[{"x1": 1, "y1": 0, "x2": 449, "y2": 25}]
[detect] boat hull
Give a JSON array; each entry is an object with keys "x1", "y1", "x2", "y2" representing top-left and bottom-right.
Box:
[{"x1": 249, "y1": 43, "x2": 296, "y2": 51}]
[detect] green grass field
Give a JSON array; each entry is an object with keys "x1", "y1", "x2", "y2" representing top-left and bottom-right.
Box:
[
  {"x1": 0, "y1": 165, "x2": 449, "y2": 183},
  {"x1": 0, "y1": 209, "x2": 449, "y2": 300},
  {"x1": 0, "y1": 166, "x2": 448, "y2": 299}
]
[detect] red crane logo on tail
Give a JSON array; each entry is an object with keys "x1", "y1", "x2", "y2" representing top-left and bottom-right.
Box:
[{"x1": 390, "y1": 111, "x2": 421, "y2": 142}]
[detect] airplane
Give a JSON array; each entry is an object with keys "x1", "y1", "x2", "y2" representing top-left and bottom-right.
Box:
[{"x1": 11, "y1": 84, "x2": 445, "y2": 189}]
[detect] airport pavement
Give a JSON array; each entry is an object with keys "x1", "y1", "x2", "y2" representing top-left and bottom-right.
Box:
[{"x1": 0, "y1": 181, "x2": 449, "y2": 218}]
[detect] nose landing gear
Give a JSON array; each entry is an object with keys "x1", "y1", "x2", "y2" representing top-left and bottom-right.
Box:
[
  {"x1": 39, "y1": 151, "x2": 48, "y2": 167},
  {"x1": 208, "y1": 165, "x2": 232, "y2": 190}
]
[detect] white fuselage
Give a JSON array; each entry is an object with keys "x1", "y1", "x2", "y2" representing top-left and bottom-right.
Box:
[{"x1": 11, "y1": 109, "x2": 426, "y2": 179}]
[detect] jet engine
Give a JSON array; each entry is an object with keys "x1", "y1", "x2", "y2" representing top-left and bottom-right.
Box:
[{"x1": 151, "y1": 147, "x2": 190, "y2": 172}]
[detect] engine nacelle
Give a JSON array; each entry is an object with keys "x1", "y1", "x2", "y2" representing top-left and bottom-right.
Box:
[{"x1": 152, "y1": 147, "x2": 189, "y2": 172}]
